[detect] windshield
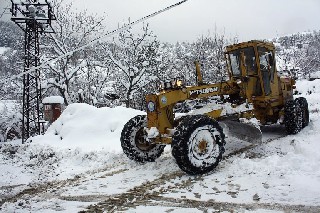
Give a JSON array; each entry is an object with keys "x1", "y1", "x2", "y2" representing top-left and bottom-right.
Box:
[
  {"x1": 227, "y1": 47, "x2": 257, "y2": 76},
  {"x1": 258, "y1": 47, "x2": 275, "y2": 95}
]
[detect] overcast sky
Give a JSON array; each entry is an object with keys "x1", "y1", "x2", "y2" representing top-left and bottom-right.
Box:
[{"x1": 1, "y1": 0, "x2": 320, "y2": 43}]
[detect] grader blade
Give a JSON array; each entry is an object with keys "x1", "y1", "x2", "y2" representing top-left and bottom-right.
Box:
[{"x1": 220, "y1": 120, "x2": 262, "y2": 143}]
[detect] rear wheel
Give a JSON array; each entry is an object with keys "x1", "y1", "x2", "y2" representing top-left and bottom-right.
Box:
[
  {"x1": 284, "y1": 100, "x2": 303, "y2": 134},
  {"x1": 121, "y1": 115, "x2": 165, "y2": 162},
  {"x1": 172, "y1": 115, "x2": 225, "y2": 175},
  {"x1": 295, "y1": 97, "x2": 309, "y2": 128}
]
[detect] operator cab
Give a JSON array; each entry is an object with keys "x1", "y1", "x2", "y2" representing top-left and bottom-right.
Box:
[{"x1": 225, "y1": 40, "x2": 276, "y2": 98}]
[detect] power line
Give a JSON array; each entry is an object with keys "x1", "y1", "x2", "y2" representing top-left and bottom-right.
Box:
[
  {"x1": 0, "y1": 0, "x2": 189, "y2": 84},
  {"x1": 21, "y1": 0, "x2": 188, "y2": 74}
]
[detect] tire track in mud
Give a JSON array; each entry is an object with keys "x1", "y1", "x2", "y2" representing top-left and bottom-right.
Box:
[
  {"x1": 82, "y1": 165, "x2": 320, "y2": 213},
  {"x1": 0, "y1": 162, "x2": 128, "y2": 207},
  {"x1": 0, "y1": 179, "x2": 74, "y2": 207},
  {"x1": 80, "y1": 133, "x2": 294, "y2": 212},
  {"x1": 0, "y1": 131, "x2": 293, "y2": 211},
  {"x1": 0, "y1": 132, "x2": 281, "y2": 209}
]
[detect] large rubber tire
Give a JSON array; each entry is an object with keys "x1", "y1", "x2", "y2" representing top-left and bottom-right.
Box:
[
  {"x1": 121, "y1": 115, "x2": 165, "y2": 162},
  {"x1": 295, "y1": 97, "x2": 309, "y2": 128},
  {"x1": 284, "y1": 100, "x2": 303, "y2": 134},
  {"x1": 171, "y1": 115, "x2": 225, "y2": 175}
]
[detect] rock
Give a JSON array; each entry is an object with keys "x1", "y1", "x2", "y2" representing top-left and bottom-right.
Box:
[{"x1": 253, "y1": 193, "x2": 260, "y2": 201}]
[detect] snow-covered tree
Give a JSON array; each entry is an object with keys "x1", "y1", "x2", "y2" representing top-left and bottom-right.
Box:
[
  {"x1": 106, "y1": 24, "x2": 160, "y2": 108},
  {"x1": 0, "y1": 21, "x2": 24, "y2": 100},
  {"x1": 41, "y1": 0, "x2": 106, "y2": 105},
  {"x1": 167, "y1": 32, "x2": 235, "y2": 86},
  {"x1": 0, "y1": 48, "x2": 24, "y2": 100},
  {"x1": 0, "y1": 101, "x2": 22, "y2": 142},
  {"x1": 305, "y1": 31, "x2": 320, "y2": 76},
  {"x1": 75, "y1": 45, "x2": 119, "y2": 107},
  {"x1": 192, "y1": 32, "x2": 231, "y2": 83},
  {"x1": 275, "y1": 31, "x2": 320, "y2": 79}
]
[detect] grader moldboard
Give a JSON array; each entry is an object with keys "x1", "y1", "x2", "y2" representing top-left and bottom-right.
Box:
[{"x1": 120, "y1": 40, "x2": 309, "y2": 175}]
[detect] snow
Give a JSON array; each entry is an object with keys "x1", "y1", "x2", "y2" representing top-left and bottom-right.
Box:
[
  {"x1": 1, "y1": 79, "x2": 320, "y2": 212},
  {"x1": 189, "y1": 101, "x2": 253, "y2": 117},
  {"x1": 146, "y1": 127, "x2": 160, "y2": 139},
  {"x1": 30, "y1": 103, "x2": 145, "y2": 152},
  {"x1": 309, "y1": 70, "x2": 320, "y2": 80},
  {"x1": 0, "y1": 47, "x2": 9, "y2": 55},
  {"x1": 42, "y1": 96, "x2": 64, "y2": 104},
  {"x1": 0, "y1": 100, "x2": 18, "y2": 113}
]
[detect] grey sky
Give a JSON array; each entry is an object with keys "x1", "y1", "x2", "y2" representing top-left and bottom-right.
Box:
[{"x1": 2, "y1": 0, "x2": 320, "y2": 43}]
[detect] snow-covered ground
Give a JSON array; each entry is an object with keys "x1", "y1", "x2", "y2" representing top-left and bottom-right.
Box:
[{"x1": 1, "y1": 79, "x2": 320, "y2": 212}]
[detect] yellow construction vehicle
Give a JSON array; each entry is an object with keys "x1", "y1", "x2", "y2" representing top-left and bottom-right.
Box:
[{"x1": 120, "y1": 40, "x2": 309, "y2": 175}]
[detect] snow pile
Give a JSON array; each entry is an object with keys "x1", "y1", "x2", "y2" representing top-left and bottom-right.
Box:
[
  {"x1": 0, "y1": 104, "x2": 145, "y2": 188},
  {"x1": 29, "y1": 103, "x2": 145, "y2": 152}
]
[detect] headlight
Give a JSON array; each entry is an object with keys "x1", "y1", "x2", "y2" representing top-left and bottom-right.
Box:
[
  {"x1": 159, "y1": 78, "x2": 184, "y2": 91},
  {"x1": 176, "y1": 79, "x2": 184, "y2": 87},
  {"x1": 147, "y1": 101, "x2": 155, "y2": 112}
]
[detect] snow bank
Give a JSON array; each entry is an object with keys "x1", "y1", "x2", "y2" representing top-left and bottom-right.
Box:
[
  {"x1": 295, "y1": 79, "x2": 320, "y2": 95},
  {"x1": 29, "y1": 103, "x2": 145, "y2": 152}
]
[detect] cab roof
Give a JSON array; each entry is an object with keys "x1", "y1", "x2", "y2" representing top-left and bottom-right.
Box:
[{"x1": 225, "y1": 40, "x2": 275, "y2": 52}]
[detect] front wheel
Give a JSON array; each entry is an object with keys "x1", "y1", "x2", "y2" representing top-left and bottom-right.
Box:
[
  {"x1": 120, "y1": 115, "x2": 165, "y2": 162},
  {"x1": 171, "y1": 115, "x2": 225, "y2": 175}
]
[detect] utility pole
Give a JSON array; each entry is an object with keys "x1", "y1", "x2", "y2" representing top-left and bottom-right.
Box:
[{"x1": 11, "y1": 0, "x2": 56, "y2": 143}]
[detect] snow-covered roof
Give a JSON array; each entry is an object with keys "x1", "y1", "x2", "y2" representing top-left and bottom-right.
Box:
[{"x1": 42, "y1": 96, "x2": 64, "y2": 104}]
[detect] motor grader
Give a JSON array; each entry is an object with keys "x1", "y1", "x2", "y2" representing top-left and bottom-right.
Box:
[{"x1": 120, "y1": 40, "x2": 309, "y2": 175}]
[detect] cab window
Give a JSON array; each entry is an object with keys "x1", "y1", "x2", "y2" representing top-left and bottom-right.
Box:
[
  {"x1": 227, "y1": 47, "x2": 258, "y2": 77},
  {"x1": 243, "y1": 47, "x2": 257, "y2": 75},
  {"x1": 228, "y1": 49, "x2": 241, "y2": 76},
  {"x1": 258, "y1": 47, "x2": 275, "y2": 95}
]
